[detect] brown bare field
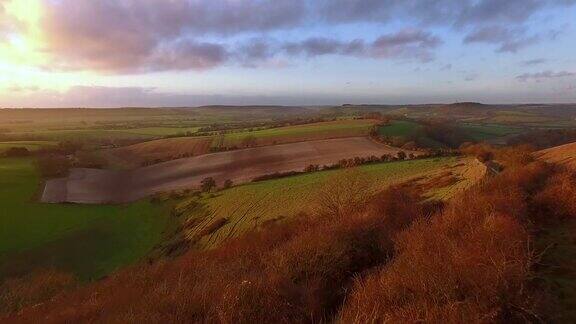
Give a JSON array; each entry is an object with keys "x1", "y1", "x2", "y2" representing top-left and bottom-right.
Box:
[
  {"x1": 102, "y1": 136, "x2": 214, "y2": 168},
  {"x1": 536, "y1": 141, "x2": 576, "y2": 170},
  {"x1": 103, "y1": 119, "x2": 377, "y2": 168},
  {"x1": 42, "y1": 137, "x2": 412, "y2": 204}
]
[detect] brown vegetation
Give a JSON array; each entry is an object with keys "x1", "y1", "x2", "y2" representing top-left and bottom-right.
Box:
[
  {"x1": 0, "y1": 270, "x2": 77, "y2": 315},
  {"x1": 339, "y1": 162, "x2": 550, "y2": 322},
  {"x1": 2, "y1": 147, "x2": 30, "y2": 157},
  {"x1": 35, "y1": 154, "x2": 71, "y2": 178}
]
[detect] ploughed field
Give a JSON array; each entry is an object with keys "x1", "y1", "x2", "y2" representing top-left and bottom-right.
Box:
[
  {"x1": 103, "y1": 119, "x2": 377, "y2": 168},
  {"x1": 43, "y1": 137, "x2": 411, "y2": 204}
]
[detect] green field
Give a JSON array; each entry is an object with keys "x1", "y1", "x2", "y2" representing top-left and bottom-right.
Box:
[
  {"x1": 216, "y1": 119, "x2": 375, "y2": 148},
  {"x1": 460, "y1": 124, "x2": 522, "y2": 141},
  {"x1": 175, "y1": 157, "x2": 483, "y2": 249},
  {"x1": 0, "y1": 158, "x2": 170, "y2": 281},
  {"x1": 7, "y1": 127, "x2": 204, "y2": 142}
]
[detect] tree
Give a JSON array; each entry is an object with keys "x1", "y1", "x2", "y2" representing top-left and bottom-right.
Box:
[
  {"x1": 223, "y1": 179, "x2": 233, "y2": 189},
  {"x1": 241, "y1": 135, "x2": 257, "y2": 148},
  {"x1": 3, "y1": 147, "x2": 30, "y2": 157},
  {"x1": 380, "y1": 154, "x2": 392, "y2": 162},
  {"x1": 36, "y1": 154, "x2": 71, "y2": 178},
  {"x1": 304, "y1": 164, "x2": 320, "y2": 172},
  {"x1": 201, "y1": 177, "x2": 217, "y2": 192}
]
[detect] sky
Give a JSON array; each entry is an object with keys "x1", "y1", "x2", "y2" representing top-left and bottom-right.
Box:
[{"x1": 0, "y1": 0, "x2": 575, "y2": 108}]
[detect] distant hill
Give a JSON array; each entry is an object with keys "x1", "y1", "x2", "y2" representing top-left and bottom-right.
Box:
[{"x1": 432, "y1": 102, "x2": 498, "y2": 116}]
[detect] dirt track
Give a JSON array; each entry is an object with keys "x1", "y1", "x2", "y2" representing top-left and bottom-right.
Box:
[{"x1": 42, "y1": 137, "x2": 411, "y2": 204}]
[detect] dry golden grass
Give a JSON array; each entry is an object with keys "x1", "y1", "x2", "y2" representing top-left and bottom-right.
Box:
[{"x1": 536, "y1": 141, "x2": 576, "y2": 170}]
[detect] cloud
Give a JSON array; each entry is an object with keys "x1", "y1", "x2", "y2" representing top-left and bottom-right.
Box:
[
  {"x1": 283, "y1": 38, "x2": 365, "y2": 57},
  {"x1": 282, "y1": 29, "x2": 441, "y2": 62},
  {"x1": 464, "y1": 73, "x2": 479, "y2": 81},
  {"x1": 522, "y1": 58, "x2": 548, "y2": 66},
  {"x1": 371, "y1": 29, "x2": 442, "y2": 62},
  {"x1": 441, "y1": 64, "x2": 453, "y2": 71},
  {"x1": 148, "y1": 40, "x2": 229, "y2": 71},
  {"x1": 464, "y1": 25, "x2": 539, "y2": 53},
  {"x1": 317, "y1": 0, "x2": 575, "y2": 26},
  {"x1": 2, "y1": 0, "x2": 574, "y2": 73},
  {"x1": 516, "y1": 70, "x2": 576, "y2": 81},
  {"x1": 37, "y1": 0, "x2": 306, "y2": 72}
]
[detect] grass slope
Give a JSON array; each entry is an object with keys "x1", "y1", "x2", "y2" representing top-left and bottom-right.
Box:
[
  {"x1": 175, "y1": 157, "x2": 485, "y2": 249},
  {"x1": 0, "y1": 158, "x2": 169, "y2": 281},
  {"x1": 218, "y1": 119, "x2": 376, "y2": 147}
]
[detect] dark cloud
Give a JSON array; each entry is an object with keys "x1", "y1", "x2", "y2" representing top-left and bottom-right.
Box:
[
  {"x1": 441, "y1": 64, "x2": 453, "y2": 71},
  {"x1": 522, "y1": 58, "x2": 548, "y2": 66},
  {"x1": 283, "y1": 38, "x2": 366, "y2": 57},
  {"x1": 149, "y1": 40, "x2": 228, "y2": 71},
  {"x1": 516, "y1": 70, "x2": 576, "y2": 81},
  {"x1": 282, "y1": 29, "x2": 441, "y2": 62},
  {"x1": 319, "y1": 0, "x2": 574, "y2": 54},
  {"x1": 464, "y1": 25, "x2": 539, "y2": 53},
  {"x1": 38, "y1": 0, "x2": 305, "y2": 72},
  {"x1": 371, "y1": 29, "x2": 441, "y2": 62},
  {"x1": 318, "y1": 0, "x2": 575, "y2": 26},
  {"x1": 464, "y1": 73, "x2": 479, "y2": 81}
]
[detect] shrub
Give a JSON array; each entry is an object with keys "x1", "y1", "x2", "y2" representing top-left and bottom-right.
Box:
[
  {"x1": 0, "y1": 270, "x2": 77, "y2": 315},
  {"x1": 200, "y1": 177, "x2": 216, "y2": 192},
  {"x1": 223, "y1": 179, "x2": 233, "y2": 189},
  {"x1": 2, "y1": 147, "x2": 30, "y2": 157},
  {"x1": 533, "y1": 170, "x2": 576, "y2": 221},
  {"x1": 338, "y1": 162, "x2": 551, "y2": 323},
  {"x1": 241, "y1": 135, "x2": 257, "y2": 148},
  {"x1": 36, "y1": 154, "x2": 70, "y2": 178}
]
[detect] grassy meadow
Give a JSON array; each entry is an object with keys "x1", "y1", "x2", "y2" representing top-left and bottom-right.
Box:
[
  {"x1": 217, "y1": 119, "x2": 376, "y2": 147},
  {"x1": 0, "y1": 157, "x2": 170, "y2": 281}
]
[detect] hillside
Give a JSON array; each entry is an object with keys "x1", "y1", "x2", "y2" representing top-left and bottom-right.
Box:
[
  {"x1": 102, "y1": 119, "x2": 378, "y2": 168},
  {"x1": 166, "y1": 157, "x2": 486, "y2": 250},
  {"x1": 43, "y1": 137, "x2": 413, "y2": 204},
  {"x1": 536, "y1": 141, "x2": 576, "y2": 169}
]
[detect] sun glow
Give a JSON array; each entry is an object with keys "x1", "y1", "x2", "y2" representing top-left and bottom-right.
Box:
[
  {"x1": 1, "y1": 0, "x2": 44, "y2": 64},
  {"x1": 0, "y1": 0, "x2": 84, "y2": 94}
]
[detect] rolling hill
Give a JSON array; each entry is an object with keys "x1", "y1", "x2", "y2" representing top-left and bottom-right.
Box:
[{"x1": 42, "y1": 137, "x2": 414, "y2": 204}]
